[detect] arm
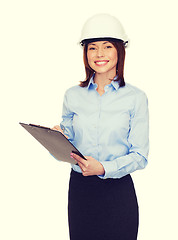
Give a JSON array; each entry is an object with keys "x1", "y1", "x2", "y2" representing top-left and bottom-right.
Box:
[
  {"x1": 50, "y1": 91, "x2": 74, "y2": 160},
  {"x1": 59, "y1": 91, "x2": 75, "y2": 142},
  {"x1": 99, "y1": 91, "x2": 149, "y2": 179}
]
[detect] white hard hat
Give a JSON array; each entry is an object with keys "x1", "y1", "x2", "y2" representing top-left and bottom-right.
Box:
[{"x1": 80, "y1": 13, "x2": 129, "y2": 47}]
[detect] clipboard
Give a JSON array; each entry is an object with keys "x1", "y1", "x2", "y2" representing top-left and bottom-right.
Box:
[{"x1": 19, "y1": 122, "x2": 86, "y2": 164}]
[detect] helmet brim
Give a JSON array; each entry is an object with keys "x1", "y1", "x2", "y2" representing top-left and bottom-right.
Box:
[{"x1": 80, "y1": 37, "x2": 128, "y2": 47}]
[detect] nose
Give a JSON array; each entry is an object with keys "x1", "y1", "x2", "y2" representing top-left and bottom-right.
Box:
[{"x1": 97, "y1": 47, "x2": 104, "y2": 57}]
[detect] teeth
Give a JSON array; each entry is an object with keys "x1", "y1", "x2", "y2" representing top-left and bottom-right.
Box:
[{"x1": 95, "y1": 61, "x2": 108, "y2": 65}]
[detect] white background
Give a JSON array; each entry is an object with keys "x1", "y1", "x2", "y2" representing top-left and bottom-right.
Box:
[{"x1": 1, "y1": 0, "x2": 178, "y2": 239}]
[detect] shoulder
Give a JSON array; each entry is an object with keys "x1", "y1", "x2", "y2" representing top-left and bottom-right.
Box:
[
  {"x1": 125, "y1": 83, "x2": 146, "y2": 95},
  {"x1": 120, "y1": 83, "x2": 148, "y2": 112},
  {"x1": 63, "y1": 85, "x2": 88, "y2": 107},
  {"x1": 124, "y1": 83, "x2": 148, "y2": 101},
  {"x1": 65, "y1": 85, "x2": 81, "y2": 93},
  {"x1": 64, "y1": 85, "x2": 86, "y2": 97}
]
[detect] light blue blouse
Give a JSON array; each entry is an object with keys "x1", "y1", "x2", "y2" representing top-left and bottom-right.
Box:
[{"x1": 60, "y1": 76, "x2": 149, "y2": 179}]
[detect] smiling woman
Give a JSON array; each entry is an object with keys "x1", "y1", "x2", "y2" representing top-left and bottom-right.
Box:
[{"x1": 53, "y1": 13, "x2": 149, "y2": 240}]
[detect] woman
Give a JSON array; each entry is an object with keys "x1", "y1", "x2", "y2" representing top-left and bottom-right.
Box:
[{"x1": 53, "y1": 13, "x2": 149, "y2": 240}]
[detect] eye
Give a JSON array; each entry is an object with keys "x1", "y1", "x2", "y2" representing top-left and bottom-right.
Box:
[
  {"x1": 105, "y1": 45, "x2": 112, "y2": 49},
  {"x1": 88, "y1": 47, "x2": 96, "y2": 50}
]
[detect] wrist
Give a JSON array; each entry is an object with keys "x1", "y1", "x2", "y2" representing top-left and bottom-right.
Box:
[{"x1": 98, "y1": 163, "x2": 105, "y2": 175}]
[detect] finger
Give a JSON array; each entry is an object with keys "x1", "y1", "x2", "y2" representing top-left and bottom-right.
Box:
[
  {"x1": 52, "y1": 125, "x2": 61, "y2": 131},
  {"x1": 52, "y1": 126, "x2": 69, "y2": 139},
  {"x1": 77, "y1": 162, "x2": 87, "y2": 173},
  {"x1": 71, "y1": 153, "x2": 88, "y2": 167}
]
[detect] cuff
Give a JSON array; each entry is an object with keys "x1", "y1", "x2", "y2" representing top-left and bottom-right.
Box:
[{"x1": 98, "y1": 160, "x2": 117, "y2": 179}]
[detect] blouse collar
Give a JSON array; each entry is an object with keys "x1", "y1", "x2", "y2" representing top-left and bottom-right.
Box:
[{"x1": 87, "y1": 74, "x2": 120, "y2": 91}]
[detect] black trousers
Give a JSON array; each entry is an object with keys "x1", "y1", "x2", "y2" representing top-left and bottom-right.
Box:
[{"x1": 68, "y1": 170, "x2": 139, "y2": 240}]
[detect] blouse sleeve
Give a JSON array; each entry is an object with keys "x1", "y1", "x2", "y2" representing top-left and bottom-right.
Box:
[
  {"x1": 99, "y1": 91, "x2": 149, "y2": 179},
  {"x1": 60, "y1": 91, "x2": 75, "y2": 142}
]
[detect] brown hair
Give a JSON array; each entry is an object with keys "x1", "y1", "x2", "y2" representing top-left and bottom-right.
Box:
[{"x1": 79, "y1": 40, "x2": 126, "y2": 87}]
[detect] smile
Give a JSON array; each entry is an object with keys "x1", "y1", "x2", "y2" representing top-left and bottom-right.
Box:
[{"x1": 94, "y1": 60, "x2": 109, "y2": 66}]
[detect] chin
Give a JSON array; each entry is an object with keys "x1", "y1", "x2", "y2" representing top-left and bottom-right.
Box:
[
  {"x1": 93, "y1": 67, "x2": 109, "y2": 74},
  {"x1": 95, "y1": 68, "x2": 115, "y2": 75}
]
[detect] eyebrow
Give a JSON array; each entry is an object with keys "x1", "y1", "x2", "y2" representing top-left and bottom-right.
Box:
[{"x1": 88, "y1": 41, "x2": 110, "y2": 46}]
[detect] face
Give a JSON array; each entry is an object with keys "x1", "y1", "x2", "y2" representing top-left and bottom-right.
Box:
[{"x1": 87, "y1": 41, "x2": 118, "y2": 76}]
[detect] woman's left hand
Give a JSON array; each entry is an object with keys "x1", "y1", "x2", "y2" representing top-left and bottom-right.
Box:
[{"x1": 71, "y1": 153, "x2": 105, "y2": 177}]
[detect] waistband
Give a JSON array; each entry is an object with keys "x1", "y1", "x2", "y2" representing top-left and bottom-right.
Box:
[{"x1": 70, "y1": 169, "x2": 131, "y2": 185}]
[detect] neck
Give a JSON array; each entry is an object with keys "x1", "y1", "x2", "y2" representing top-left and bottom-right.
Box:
[{"x1": 94, "y1": 72, "x2": 116, "y2": 89}]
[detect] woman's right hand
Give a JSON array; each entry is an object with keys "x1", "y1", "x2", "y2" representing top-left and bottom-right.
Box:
[{"x1": 52, "y1": 125, "x2": 68, "y2": 139}]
